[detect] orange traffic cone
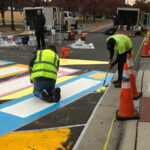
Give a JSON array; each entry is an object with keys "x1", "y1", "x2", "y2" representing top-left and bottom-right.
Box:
[
  {"x1": 141, "y1": 38, "x2": 149, "y2": 57},
  {"x1": 127, "y1": 54, "x2": 142, "y2": 100},
  {"x1": 116, "y1": 63, "x2": 139, "y2": 120},
  {"x1": 147, "y1": 33, "x2": 150, "y2": 45}
]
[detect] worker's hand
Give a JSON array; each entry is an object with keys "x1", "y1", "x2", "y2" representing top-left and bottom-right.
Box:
[
  {"x1": 108, "y1": 63, "x2": 113, "y2": 71},
  {"x1": 109, "y1": 60, "x2": 112, "y2": 64}
]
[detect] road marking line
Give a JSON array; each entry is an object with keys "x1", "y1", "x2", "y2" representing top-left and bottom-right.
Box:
[
  {"x1": 0, "y1": 71, "x2": 114, "y2": 136},
  {"x1": 0, "y1": 76, "x2": 76, "y2": 100},
  {"x1": 60, "y1": 58, "x2": 108, "y2": 66},
  {"x1": 0, "y1": 60, "x2": 14, "y2": 66},
  {"x1": 0, "y1": 66, "x2": 79, "y2": 98},
  {"x1": 0, "y1": 64, "x2": 28, "y2": 78},
  {"x1": 0, "y1": 78, "x2": 101, "y2": 118},
  {"x1": 14, "y1": 124, "x2": 86, "y2": 133},
  {"x1": 0, "y1": 75, "x2": 32, "y2": 97}
]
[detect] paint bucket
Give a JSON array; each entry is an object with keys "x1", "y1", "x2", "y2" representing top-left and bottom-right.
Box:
[
  {"x1": 61, "y1": 47, "x2": 69, "y2": 58},
  {"x1": 133, "y1": 26, "x2": 137, "y2": 31},
  {"x1": 81, "y1": 35, "x2": 86, "y2": 41},
  {"x1": 51, "y1": 29, "x2": 55, "y2": 36},
  {"x1": 123, "y1": 25, "x2": 127, "y2": 31},
  {"x1": 120, "y1": 25, "x2": 124, "y2": 30}
]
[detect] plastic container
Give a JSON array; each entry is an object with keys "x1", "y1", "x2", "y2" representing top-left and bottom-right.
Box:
[
  {"x1": 61, "y1": 47, "x2": 69, "y2": 58},
  {"x1": 21, "y1": 36, "x2": 29, "y2": 44},
  {"x1": 80, "y1": 35, "x2": 86, "y2": 41}
]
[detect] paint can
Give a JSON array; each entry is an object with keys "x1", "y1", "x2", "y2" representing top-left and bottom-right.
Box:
[{"x1": 61, "y1": 47, "x2": 69, "y2": 58}]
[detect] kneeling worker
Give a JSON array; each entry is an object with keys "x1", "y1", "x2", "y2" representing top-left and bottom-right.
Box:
[
  {"x1": 106, "y1": 34, "x2": 133, "y2": 88},
  {"x1": 29, "y1": 45, "x2": 61, "y2": 102}
]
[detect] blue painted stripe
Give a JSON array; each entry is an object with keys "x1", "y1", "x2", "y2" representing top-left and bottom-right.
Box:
[
  {"x1": 0, "y1": 60, "x2": 14, "y2": 66},
  {"x1": 0, "y1": 70, "x2": 114, "y2": 136}
]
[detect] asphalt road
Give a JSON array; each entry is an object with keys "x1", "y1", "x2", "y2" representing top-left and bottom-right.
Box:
[{"x1": 0, "y1": 23, "x2": 144, "y2": 149}]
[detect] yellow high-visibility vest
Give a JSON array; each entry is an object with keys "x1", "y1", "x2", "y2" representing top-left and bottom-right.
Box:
[
  {"x1": 30, "y1": 49, "x2": 59, "y2": 82},
  {"x1": 107, "y1": 34, "x2": 133, "y2": 54}
]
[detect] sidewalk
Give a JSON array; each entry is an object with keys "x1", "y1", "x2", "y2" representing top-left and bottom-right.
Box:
[{"x1": 73, "y1": 54, "x2": 150, "y2": 149}]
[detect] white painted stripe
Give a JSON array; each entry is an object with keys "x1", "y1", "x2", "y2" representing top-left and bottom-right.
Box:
[
  {"x1": 57, "y1": 73, "x2": 62, "y2": 77},
  {"x1": 0, "y1": 78, "x2": 101, "y2": 118},
  {"x1": 0, "y1": 67, "x2": 27, "y2": 76},
  {"x1": 59, "y1": 67, "x2": 75, "y2": 72},
  {"x1": 123, "y1": 70, "x2": 129, "y2": 79},
  {"x1": 0, "y1": 76, "x2": 32, "y2": 96},
  {"x1": 122, "y1": 81, "x2": 130, "y2": 89},
  {"x1": 127, "y1": 60, "x2": 133, "y2": 67},
  {"x1": 128, "y1": 69, "x2": 133, "y2": 75},
  {"x1": 13, "y1": 124, "x2": 86, "y2": 133}
]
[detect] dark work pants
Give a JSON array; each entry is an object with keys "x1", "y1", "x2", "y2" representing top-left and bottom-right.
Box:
[
  {"x1": 117, "y1": 51, "x2": 130, "y2": 81},
  {"x1": 33, "y1": 78, "x2": 55, "y2": 99},
  {"x1": 36, "y1": 31, "x2": 45, "y2": 49}
]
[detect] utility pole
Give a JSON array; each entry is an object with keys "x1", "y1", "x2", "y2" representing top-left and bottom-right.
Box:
[{"x1": 10, "y1": 0, "x2": 15, "y2": 30}]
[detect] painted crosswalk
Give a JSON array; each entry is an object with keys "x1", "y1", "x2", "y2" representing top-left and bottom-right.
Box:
[
  {"x1": 0, "y1": 60, "x2": 14, "y2": 66},
  {"x1": 0, "y1": 71, "x2": 114, "y2": 136},
  {"x1": 0, "y1": 64, "x2": 28, "y2": 78}
]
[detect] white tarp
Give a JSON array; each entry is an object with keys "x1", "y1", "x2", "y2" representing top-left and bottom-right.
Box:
[{"x1": 70, "y1": 39, "x2": 95, "y2": 49}]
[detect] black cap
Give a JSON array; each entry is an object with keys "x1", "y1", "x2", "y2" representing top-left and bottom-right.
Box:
[{"x1": 107, "y1": 38, "x2": 115, "y2": 51}]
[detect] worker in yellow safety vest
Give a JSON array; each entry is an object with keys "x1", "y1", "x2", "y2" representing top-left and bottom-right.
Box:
[
  {"x1": 29, "y1": 45, "x2": 61, "y2": 102},
  {"x1": 106, "y1": 34, "x2": 133, "y2": 88}
]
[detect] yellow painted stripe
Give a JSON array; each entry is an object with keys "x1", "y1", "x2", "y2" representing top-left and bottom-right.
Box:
[
  {"x1": 0, "y1": 64, "x2": 28, "y2": 78},
  {"x1": 90, "y1": 23, "x2": 113, "y2": 32},
  {"x1": 0, "y1": 128, "x2": 71, "y2": 150},
  {"x1": 0, "y1": 76, "x2": 76, "y2": 100},
  {"x1": 103, "y1": 102, "x2": 119, "y2": 150},
  {"x1": 0, "y1": 62, "x2": 5, "y2": 65},
  {"x1": 60, "y1": 58, "x2": 108, "y2": 66},
  {"x1": 82, "y1": 23, "x2": 112, "y2": 37}
]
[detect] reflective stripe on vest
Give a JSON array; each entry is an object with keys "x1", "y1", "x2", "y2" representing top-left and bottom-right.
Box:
[
  {"x1": 107, "y1": 34, "x2": 133, "y2": 54},
  {"x1": 30, "y1": 49, "x2": 59, "y2": 82}
]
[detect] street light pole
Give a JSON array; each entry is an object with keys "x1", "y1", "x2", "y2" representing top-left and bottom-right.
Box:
[{"x1": 10, "y1": 0, "x2": 15, "y2": 30}]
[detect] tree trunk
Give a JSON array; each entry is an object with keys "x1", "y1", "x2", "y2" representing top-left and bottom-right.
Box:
[
  {"x1": 1, "y1": 10, "x2": 5, "y2": 26},
  {"x1": 93, "y1": 0, "x2": 96, "y2": 22}
]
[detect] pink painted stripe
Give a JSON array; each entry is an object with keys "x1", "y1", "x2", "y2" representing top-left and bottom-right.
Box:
[
  {"x1": 0, "y1": 85, "x2": 33, "y2": 97},
  {"x1": 0, "y1": 75, "x2": 29, "y2": 85}
]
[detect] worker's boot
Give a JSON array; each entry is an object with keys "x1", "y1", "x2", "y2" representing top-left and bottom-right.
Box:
[
  {"x1": 41, "y1": 91, "x2": 49, "y2": 101},
  {"x1": 112, "y1": 79, "x2": 121, "y2": 84},
  {"x1": 41, "y1": 91, "x2": 54, "y2": 103},
  {"x1": 54, "y1": 87, "x2": 61, "y2": 103},
  {"x1": 114, "y1": 81, "x2": 121, "y2": 88}
]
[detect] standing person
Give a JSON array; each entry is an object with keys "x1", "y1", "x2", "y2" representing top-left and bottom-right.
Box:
[
  {"x1": 34, "y1": 9, "x2": 46, "y2": 49},
  {"x1": 29, "y1": 45, "x2": 61, "y2": 102},
  {"x1": 106, "y1": 34, "x2": 133, "y2": 88}
]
